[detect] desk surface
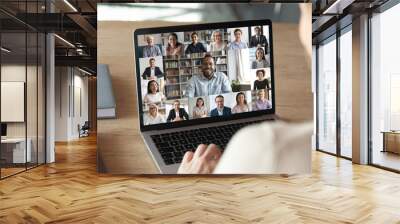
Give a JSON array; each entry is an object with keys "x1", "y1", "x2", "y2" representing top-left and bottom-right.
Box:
[
  {"x1": 1, "y1": 138, "x2": 27, "y2": 144},
  {"x1": 97, "y1": 20, "x2": 312, "y2": 174},
  {"x1": 381, "y1": 131, "x2": 400, "y2": 134}
]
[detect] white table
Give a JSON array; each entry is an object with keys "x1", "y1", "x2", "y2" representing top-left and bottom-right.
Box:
[{"x1": 1, "y1": 138, "x2": 31, "y2": 163}]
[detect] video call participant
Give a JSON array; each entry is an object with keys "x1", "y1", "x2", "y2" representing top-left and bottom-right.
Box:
[
  {"x1": 232, "y1": 92, "x2": 249, "y2": 114},
  {"x1": 249, "y1": 26, "x2": 268, "y2": 49},
  {"x1": 167, "y1": 100, "x2": 189, "y2": 122},
  {"x1": 251, "y1": 47, "x2": 270, "y2": 69},
  {"x1": 253, "y1": 69, "x2": 270, "y2": 90},
  {"x1": 142, "y1": 58, "x2": 163, "y2": 80},
  {"x1": 142, "y1": 35, "x2": 162, "y2": 58},
  {"x1": 144, "y1": 103, "x2": 166, "y2": 125},
  {"x1": 210, "y1": 95, "x2": 231, "y2": 117},
  {"x1": 254, "y1": 89, "x2": 272, "y2": 110},
  {"x1": 227, "y1": 28, "x2": 247, "y2": 50},
  {"x1": 185, "y1": 32, "x2": 207, "y2": 55},
  {"x1": 209, "y1": 30, "x2": 226, "y2": 52},
  {"x1": 185, "y1": 54, "x2": 232, "y2": 97},
  {"x1": 166, "y1": 33, "x2": 183, "y2": 56},
  {"x1": 192, "y1": 97, "x2": 207, "y2": 119},
  {"x1": 144, "y1": 80, "x2": 166, "y2": 104}
]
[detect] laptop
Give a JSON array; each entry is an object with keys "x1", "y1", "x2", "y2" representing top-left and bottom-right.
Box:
[{"x1": 134, "y1": 19, "x2": 276, "y2": 174}]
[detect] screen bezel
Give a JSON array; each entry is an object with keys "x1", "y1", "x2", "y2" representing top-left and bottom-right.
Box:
[{"x1": 134, "y1": 19, "x2": 275, "y2": 132}]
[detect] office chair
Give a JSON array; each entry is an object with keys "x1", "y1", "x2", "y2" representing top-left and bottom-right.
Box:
[{"x1": 79, "y1": 121, "x2": 90, "y2": 138}]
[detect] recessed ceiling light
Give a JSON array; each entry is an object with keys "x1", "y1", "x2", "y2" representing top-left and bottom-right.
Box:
[
  {"x1": 1, "y1": 47, "x2": 11, "y2": 53},
  {"x1": 78, "y1": 67, "x2": 93, "y2": 76},
  {"x1": 54, "y1": 34, "x2": 75, "y2": 48},
  {"x1": 63, "y1": 0, "x2": 78, "y2": 12}
]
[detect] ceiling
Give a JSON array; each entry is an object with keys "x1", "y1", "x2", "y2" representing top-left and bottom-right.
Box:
[
  {"x1": 3, "y1": 0, "x2": 393, "y2": 73},
  {"x1": 312, "y1": 0, "x2": 390, "y2": 44},
  {"x1": 0, "y1": 0, "x2": 100, "y2": 74}
]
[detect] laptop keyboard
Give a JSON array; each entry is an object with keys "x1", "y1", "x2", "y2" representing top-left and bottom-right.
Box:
[{"x1": 150, "y1": 119, "x2": 273, "y2": 165}]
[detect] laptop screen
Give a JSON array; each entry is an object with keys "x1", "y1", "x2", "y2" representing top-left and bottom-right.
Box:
[{"x1": 134, "y1": 20, "x2": 275, "y2": 130}]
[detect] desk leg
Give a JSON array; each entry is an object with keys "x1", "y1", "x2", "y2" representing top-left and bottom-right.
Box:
[{"x1": 382, "y1": 133, "x2": 386, "y2": 153}]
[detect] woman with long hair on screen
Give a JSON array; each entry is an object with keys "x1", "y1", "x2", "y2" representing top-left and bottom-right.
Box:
[
  {"x1": 144, "y1": 80, "x2": 165, "y2": 104},
  {"x1": 192, "y1": 97, "x2": 207, "y2": 119},
  {"x1": 251, "y1": 47, "x2": 270, "y2": 69},
  {"x1": 166, "y1": 32, "x2": 183, "y2": 56},
  {"x1": 232, "y1": 92, "x2": 249, "y2": 114}
]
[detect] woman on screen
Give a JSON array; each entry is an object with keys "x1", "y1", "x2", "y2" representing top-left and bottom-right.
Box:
[
  {"x1": 209, "y1": 30, "x2": 226, "y2": 52},
  {"x1": 144, "y1": 103, "x2": 166, "y2": 125},
  {"x1": 251, "y1": 47, "x2": 270, "y2": 69},
  {"x1": 144, "y1": 80, "x2": 165, "y2": 104},
  {"x1": 192, "y1": 97, "x2": 207, "y2": 119},
  {"x1": 232, "y1": 92, "x2": 249, "y2": 114},
  {"x1": 253, "y1": 69, "x2": 270, "y2": 90},
  {"x1": 166, "y1": 33, "x2": 183, "y2": 56}
]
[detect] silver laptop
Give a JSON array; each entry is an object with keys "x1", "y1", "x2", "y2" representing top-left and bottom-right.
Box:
[{"x1": 134, "y1": 19, "x2": 276, "y2": 174}]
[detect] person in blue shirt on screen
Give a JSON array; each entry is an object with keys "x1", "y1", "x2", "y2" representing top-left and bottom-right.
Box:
[
  {"x1": 142, "y1": 35, "x2": 162, "y2": 58},
  {"x1": 227, "y1": 28, "x2": 248, "y2": 50},
  {"x1": 185, "y1": 54, "x2": 231, "y2": 97},
  {"x1": 210, "y1": 95, "x2": 231, "y2": 117}
]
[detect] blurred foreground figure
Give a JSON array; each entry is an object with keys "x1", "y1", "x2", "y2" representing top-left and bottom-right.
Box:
[{"x1": 178, "y1": 121, "x2": 313, "y2": 174}]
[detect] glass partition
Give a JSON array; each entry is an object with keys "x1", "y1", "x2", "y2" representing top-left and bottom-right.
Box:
[
  {"x1": 1, "y1": 31, "x2": 28, "y2": 177},
  {"x1": 0, "y1": 1, "x2": 46, "y2": 179},
  {"x1": 317, "y1": 35, "x2": 337, "y2": 155},
  {"x1": 339, "y1": 26, "x2": 352, "y2": 158},
  {"x1": 371, "y1": 3, "x2": 400, "y2": 171}
]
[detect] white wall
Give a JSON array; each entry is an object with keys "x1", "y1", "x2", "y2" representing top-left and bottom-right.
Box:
[
  {"x1": 55, "y1": 67, "x2": 69, "y2": 141},
  {"x1": 55, "y1": 67, "x2": 89, "y2": 141}
]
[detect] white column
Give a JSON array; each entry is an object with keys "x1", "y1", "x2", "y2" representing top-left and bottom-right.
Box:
[{"x1": 46, "y1": 33, "x2": 55, "y2": 163}]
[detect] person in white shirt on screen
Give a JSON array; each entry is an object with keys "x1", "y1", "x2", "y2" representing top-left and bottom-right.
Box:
[
  {"x1": 185, "y1": 54, "x2": 232, "y2": 97},
  {"x1": 142, "y1": 35, "x2": 162, "y2": 58},
  {"x1": 192, "y1": 97, "x2": 208, "y2": 119},
  {"x1": 143, "y1": 80, "x2": 165, "y2": 104},
  {"x1": 227, "y1": 28, "x2": 248, "y2": 50},
  {"x1": 144, "y1": 103, "x2": 166, "y2": 125},
  {"x1": 232, "y1": 92, "x2": 249, "y2": 114},
  {"x1": 209, "y1": 30, "x2": 226, "y2": 52}
]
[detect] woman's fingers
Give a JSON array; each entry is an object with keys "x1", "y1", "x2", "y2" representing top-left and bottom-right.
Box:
[
  {"x1": 193, "y1": 144, "x2": 207, "y2": 158},
  {"x1": 203, "y1": 144, "x2": 222, "y2": 161},
  {"x1": 182, "y1": 150, "x2": 194, "y2": 163}
]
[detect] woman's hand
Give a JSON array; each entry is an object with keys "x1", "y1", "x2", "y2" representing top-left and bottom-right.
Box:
[{"x1": 177, "y1": 144, "x2": 222, "y2": 174}]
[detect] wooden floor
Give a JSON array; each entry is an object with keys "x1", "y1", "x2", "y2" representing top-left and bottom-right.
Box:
[{"x1": 1, "y1": 135, "x2": 400, "y2": 223}]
